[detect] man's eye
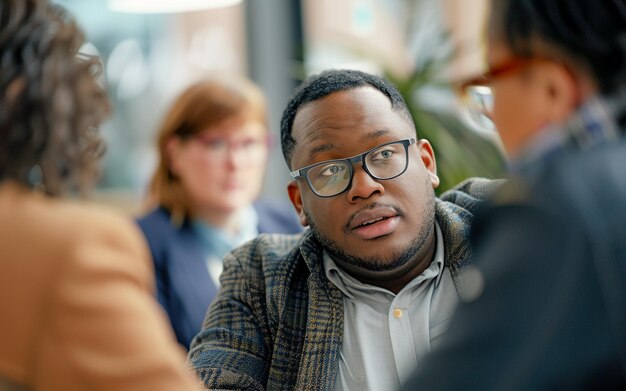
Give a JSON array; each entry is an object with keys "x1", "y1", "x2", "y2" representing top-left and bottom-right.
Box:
[
  {"x1": 372, "y1": 148, "x2": 394, "y2": 160},
  {"x1": 319, "y1": 164, "x2": 344, "y2": 177}
]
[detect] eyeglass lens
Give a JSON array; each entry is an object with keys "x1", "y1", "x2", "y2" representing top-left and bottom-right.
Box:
[
  {"x1": 194, "y1": 136, "x2": 267, "y2": 161},
  {"x1": 307, "y1": 141, "x2": 409, "y2": 197},
  {"x1": 463, "y1": 85, "x2": 496, "y2": 132}
]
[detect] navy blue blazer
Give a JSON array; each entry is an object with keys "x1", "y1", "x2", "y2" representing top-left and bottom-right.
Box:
[{"x1": 136, "y1": 200, "x2": 302, "y2": 349}]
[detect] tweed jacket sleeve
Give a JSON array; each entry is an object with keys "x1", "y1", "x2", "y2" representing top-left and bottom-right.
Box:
[{"x1": 188, "y1": 233, "x2": 311, "y2": 390}]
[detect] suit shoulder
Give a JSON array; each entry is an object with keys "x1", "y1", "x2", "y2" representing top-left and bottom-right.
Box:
[
  {"x1": 0, "y1": 191, "x2": 152, "y2": 283},
  {"x1": 52, "y1": 199, "x2": 150, "y2": 261},
  {"x1": 136, "y1": 207, "x2": 173, "y2": 233},
  {"x1": 490, "y1": 179, "x2": 533, "y2": 206},
  {"x1": 254, "y1": 199, "x2": 302, "y2": 234}
]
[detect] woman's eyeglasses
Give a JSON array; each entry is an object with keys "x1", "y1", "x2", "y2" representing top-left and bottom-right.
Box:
[{"x1": 457, "y1": 57, "x2": 554, "y2": 132}]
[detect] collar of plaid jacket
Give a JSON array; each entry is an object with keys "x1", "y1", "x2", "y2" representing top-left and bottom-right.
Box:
[{"x1": 511, "y1": 86, "x2": 626, "y2": 175}]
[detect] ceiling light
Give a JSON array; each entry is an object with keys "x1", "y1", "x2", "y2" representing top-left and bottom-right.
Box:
[{"x1": 107, "y1": 0, "x2": 243, "y2": 14}]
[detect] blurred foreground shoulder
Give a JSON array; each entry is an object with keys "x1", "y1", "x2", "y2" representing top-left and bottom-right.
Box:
[{"x1": 0, "y1": 183, "x2": 202, "y2": 390}]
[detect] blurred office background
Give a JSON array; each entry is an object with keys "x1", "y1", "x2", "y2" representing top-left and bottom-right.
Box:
[{"x1": 53, "y1": 0, "x2": 505, "y2": 213}]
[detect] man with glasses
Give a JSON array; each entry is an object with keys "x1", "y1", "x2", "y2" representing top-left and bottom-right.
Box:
[
  {"x1": 404, "y1": 0, "x2": 626, "y2": 389},
  {"x1": 188, "y1": 69, "x2": 499, "y2": 390}
]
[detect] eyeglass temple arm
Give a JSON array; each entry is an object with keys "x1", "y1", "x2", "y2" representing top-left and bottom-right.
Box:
[{"x1": 290, "y1": 170, "x2": 301, "y2": 178}]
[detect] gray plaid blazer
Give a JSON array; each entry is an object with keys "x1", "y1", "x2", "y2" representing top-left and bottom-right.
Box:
[{"x1": 188, "y1": 177, "x2": 500, "y2": 390}]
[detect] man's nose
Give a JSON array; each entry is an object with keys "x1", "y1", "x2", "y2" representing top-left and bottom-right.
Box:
[{"x1": 346, "y1": 164, "x2": 384, "y2": 202}]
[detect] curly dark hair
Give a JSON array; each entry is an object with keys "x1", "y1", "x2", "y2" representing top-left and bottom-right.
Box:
[
  {"x1": 0, "y1": 0, "x2": 109, "y2": 196},
  {"x1": 280, "y1": 69, "x2": 415, "y2": 168}
]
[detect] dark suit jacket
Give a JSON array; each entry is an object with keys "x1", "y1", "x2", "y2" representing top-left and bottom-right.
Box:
[
  {"x1": 404, "y1": 143, "x2": 626, "y2": 390},
  {"x1": 136, "y1": 200, "x2": 302, "y2": 349}
]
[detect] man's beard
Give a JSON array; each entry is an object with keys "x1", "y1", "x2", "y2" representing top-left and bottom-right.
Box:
[{"x1": 304, "y1": 192, "x2": 436, "y2": 272}]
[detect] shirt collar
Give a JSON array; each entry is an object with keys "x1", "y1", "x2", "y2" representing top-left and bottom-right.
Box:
[
  {"x1": 323, "y1": 222, "x2": 445, "y2": 299},
  {"x1": 192, "y1": 205, "x2": 259, "y2": 259}
]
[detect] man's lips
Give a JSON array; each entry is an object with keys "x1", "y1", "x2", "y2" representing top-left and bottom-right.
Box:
[
  {"x1": 346, "y1": 206, "x2": 400, "y2": 240},
  {"x1": 348, "y1": 207, "x2": 398, "y2": 230}
]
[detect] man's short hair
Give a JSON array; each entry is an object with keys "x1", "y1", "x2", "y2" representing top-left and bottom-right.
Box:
[
  {"x1": 280, "y1": 69, "x2": 415, "y2": 168},
  {"x1": 491, "y1": 0, "x2": 626, "y2": 95}
]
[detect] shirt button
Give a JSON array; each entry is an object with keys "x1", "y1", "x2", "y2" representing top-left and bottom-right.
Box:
[{"x1": 393, "y1": 308, "x2": 403, "y2": 318}]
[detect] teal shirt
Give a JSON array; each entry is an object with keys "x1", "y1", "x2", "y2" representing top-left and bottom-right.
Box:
[{"x1": 192, "y1": 205, "x2": 259, "y2": 286}]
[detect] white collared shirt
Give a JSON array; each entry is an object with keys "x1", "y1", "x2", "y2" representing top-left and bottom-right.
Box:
[{"x1": 324, "y1": 222, "x2": 459, "y2": 390}]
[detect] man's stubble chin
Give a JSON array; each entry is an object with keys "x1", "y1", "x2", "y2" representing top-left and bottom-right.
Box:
[{"x1": 304, "y1": 192, "x2": 436, "y2": 273}]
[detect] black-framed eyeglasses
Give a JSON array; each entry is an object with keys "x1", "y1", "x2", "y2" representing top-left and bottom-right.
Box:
[{"x1": 290, "y1": 137, "x2": 416, "y2": 198}]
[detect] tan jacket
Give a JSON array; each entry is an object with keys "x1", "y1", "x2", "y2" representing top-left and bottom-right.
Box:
[{"x1": 0, "y1": 182, "x2": 201, "y2": 390}]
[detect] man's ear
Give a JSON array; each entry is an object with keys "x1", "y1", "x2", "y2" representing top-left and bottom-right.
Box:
[
  {"x1": 417, "y1": 139, "x2": 440, "y2": 189},
  {"x1": 287, "y1": 180, "x2": 309, "y2": 227}
]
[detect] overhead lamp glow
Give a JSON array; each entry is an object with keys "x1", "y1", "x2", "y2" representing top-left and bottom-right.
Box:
[{"x1": 108, "y1": 0, "x2": 243, "y2": 14}]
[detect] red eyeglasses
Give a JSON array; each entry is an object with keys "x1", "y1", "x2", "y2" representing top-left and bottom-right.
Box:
[{"x1": 457, "y1": 57, "x2": 572, "y2": 131}]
